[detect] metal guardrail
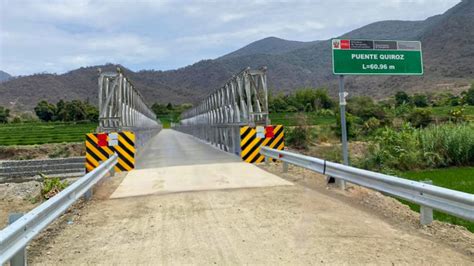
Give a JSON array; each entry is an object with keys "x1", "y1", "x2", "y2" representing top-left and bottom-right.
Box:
[
  {"x1": 261, "y1": 147, "x2": 474, "y2": 224},
  {"x1": 0, "y1": 154, "x2": 118, "y2": 265}
]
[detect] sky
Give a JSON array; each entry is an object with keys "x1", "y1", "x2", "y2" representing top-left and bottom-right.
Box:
[{"x1": 0, "y1": 0, "x2": 460, "y2": 76}]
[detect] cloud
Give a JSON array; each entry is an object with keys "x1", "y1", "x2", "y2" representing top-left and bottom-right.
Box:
[{"x1": 0, "y1": 0, "x2": 461, "y2": 75}]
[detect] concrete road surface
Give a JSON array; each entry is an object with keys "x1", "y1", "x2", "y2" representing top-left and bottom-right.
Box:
[
  {"x1": 135, "y1": 129, "x2": 241, "y2": 169},
  {"x1": 31, "y1": 130, "x2": 473, "y2": 264}
]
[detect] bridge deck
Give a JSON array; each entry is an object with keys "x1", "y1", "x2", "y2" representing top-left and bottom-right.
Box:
[
  {"x1": 136, "y1": 129, "x2": 241, "y2": 169},
  {"x1": 30, "y1": 129, "x2": 472, "y2": 264}
]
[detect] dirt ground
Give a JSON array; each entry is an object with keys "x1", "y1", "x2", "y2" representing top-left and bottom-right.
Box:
[
  {"x1": 0, "y1": 142, "x2": 85, "y2": 160},
  {"x1": 27, "y1": 165, "x2": 473, "y2": 264},
  {"x1": 260, "y1": 163, "x2": 474, "y2": 257},
  {"x1": 0, "y1": 181, "x2": 41, "y2": 228}
]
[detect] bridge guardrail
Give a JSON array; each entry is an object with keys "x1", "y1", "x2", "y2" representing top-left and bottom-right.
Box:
[
  {"x1": 260, "y1": 146, "x2": 474, "y2": 224},
  {"x1": 0, "y1": 154, "x2": 118, "y2": 265}
]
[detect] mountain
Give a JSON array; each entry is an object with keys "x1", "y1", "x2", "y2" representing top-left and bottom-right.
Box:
[
  {"x1": 0, "y1": 0, "x2": 473, "y2": 110},
  {"x1": 0, "y1": 70, "x2": 12, "y2": 83},
  {"x1": 220, "y1": 37, "x2": 319, "y2": 59}
]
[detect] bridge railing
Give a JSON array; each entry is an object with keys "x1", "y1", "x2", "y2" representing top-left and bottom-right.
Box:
[
  {"x1": 175, "y1": 67, "x2": 269, "y2": 155},
  {"x1": 261, "y1": 146, "x2": 474, "y2": 225},
  {"x1": 0, "y1": 154, "x2": 118, "y2": 265},
  {"x1": 98, "y1": 68, "x2": 161, "y2": 149}
]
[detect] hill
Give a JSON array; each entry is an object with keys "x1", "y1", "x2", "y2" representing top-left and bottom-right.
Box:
[
  {"x1": 220, "y1": 37, "x2": 319, "y2": 59},
  {"x1": 0, "y1": 0, "x2": 472, "y2": 110},
  {"x1": 0, "y1": 70, "x2": 12, "y2": 83}
]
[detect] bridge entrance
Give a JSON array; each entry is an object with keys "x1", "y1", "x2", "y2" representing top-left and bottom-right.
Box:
[{"x1": 109, "y1": 129, "x2": 292, "y2": 199}]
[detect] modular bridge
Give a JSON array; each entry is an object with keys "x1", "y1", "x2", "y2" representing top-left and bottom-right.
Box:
[{"x1": 0, "y1": 68, "x2": 473, "y2": 265}]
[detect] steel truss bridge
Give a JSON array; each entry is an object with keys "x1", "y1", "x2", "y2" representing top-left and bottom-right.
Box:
[{"x1": 176, "y1": 67, "x2": 269, "y2": 155}]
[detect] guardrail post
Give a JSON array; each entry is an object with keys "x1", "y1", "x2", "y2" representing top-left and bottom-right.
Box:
[
  {"x1": 84, "y1": 188, "x2": 93, "y2": 200},
  {"x1": 8, "y1": 213, "x2": 26, "y2": 266},
  {"x1": 265, "y1": 156, "x2": 270, "y2": 166},
  {"x1": 282, "y1": 161, "x2": 288, "y2": 173},
  {"x1": 420, "y1": 180, "x2": 433, "y2": 225},
  {"x1": 109, "y1": 165, "x2": 115, "y2": 177}
]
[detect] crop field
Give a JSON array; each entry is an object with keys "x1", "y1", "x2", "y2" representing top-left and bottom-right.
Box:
[
  {"x1": 402, "y1": 167, "x2": 474, "y2": 232},
  {"x1": 0, "y1": 122, "x2": 97, "y2": 146},
  {"x1": 430, "y1": 106, "x2": 474, "y2": 120},
  {"x1": 269, "y1": 112, "x2": 335, "y2": 126}
]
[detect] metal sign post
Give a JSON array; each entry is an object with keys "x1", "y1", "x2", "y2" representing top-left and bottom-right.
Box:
[{"x1": 337, "y1": 75, "x2": 348, "y2": 189}]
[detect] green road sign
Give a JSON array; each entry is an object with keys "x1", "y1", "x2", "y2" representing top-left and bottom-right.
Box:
[{"x1": 332, "y1": 39, "x2": 423, "y2": 75}]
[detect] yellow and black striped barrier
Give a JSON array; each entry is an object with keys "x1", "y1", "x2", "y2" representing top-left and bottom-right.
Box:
[
  {"x1": 85, "y1": 131, "x2": 136, "y2": 173},
  {"x1": 240, "y1": 125, "x2": 284, "y2": 163}
]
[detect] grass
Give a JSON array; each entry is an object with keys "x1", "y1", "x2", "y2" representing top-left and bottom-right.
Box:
[
  {"x1": 401, "y1": 167, "x2": 474, "y2": 232},
  {"x1": 430, "y1": 106, "x2": 474, "y2": 120},
  {"x1": 269, "y1": 112, "x2": 335, "y2": 126},
  {"x1": 0, "y1": 122, "x2": 97, "y2": 146}
]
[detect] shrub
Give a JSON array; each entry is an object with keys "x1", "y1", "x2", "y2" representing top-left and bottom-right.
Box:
[
  {"x1": 362, "y1": 117, "x2": 381, "y2": 136},
  {"x1": 412, "y1": 93, "x2": 429, "y2": 107},
  {"x1": 395, "y1": 91, "x2": 411, "y2": 106},
  {"x1": 347, "y1": 97, "x2": 385, "y2": 120},
  {"x1": 361, "y1": 124, "x2": 422, "y2": 171},
  {"x1": 334, "y1": 111, "x2": 358, "y2": 139},
  {"x1": 407, "y1": 108, "x2": 432, "y2": 128},
  {"x1": 448, "y1": 107, "x2": 466, "y2": 123},
  {"x1": 285, "y1": 113, "x2": 316, "y2": 149},
  {"x1": 41, "y1": 174, "x2": 69, "y2": 199},
  {"x1": 463, "y1": 85, "x2": 474, "y2": 105}
]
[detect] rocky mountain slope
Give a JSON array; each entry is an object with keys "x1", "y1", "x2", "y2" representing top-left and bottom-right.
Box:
[{"x1": 0, "y1": 70, "x2": 12, "y2": 83}]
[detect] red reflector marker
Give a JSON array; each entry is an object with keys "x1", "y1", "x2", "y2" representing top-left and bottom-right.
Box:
[
  {"x1": 97, "y1": 133, "x2": 108, "y2": 147},
  {"x1": 265, "y1": 125, "x2": 275, "y2": 138}
]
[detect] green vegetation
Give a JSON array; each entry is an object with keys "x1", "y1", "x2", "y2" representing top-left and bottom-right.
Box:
[
  {"x1": 284, "y1": 113, "x2": 318, "y2": 149},
  {"x1": 41, "y1": 174, "x2": 69, "y2": 199},
  {"x1": 269, "y1": 111, "x2": 334, "y2": 126},
  {"x1": 152, "y1": 102, "x2": 192, "y2": 128},
  {"x1": 0, "y1": 122, "x2": 96, "y2": 146},
  {"x1": 0, "y1": 106, "x2": 10, "y2": 123},
  {"x1": 269, "y1": 88, "x2": 334, "y2": 112},
  {"x1": 34, "y1": 99, "x2": 98, "y2": 122},
  {"x1": 402, "y1": 167, "x2": 474, "y2": 232},
  {"x1": 360, "y1": 123, "x2": 474, "y2": 172}
]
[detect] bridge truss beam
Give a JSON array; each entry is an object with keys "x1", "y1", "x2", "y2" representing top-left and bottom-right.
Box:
[
  {"x1": 177, "y1": 67, "x2": 269, "y2": 155},
  {"x1": 98, "y1": 68, "x2": 161, "y2": 148}
]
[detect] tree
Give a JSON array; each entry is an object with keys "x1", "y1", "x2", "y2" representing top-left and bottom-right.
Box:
[
  {"x1": 34, "y1": 100, "x2": 57, "y2": 122},
  {"x1": 464, "y1": 85, "x2": 474, "y2": 105},
  {"x1": 395, "y1": 91, "x2": 411, "y2": 106},
  {"x1": 0, "y1": 106, "x2": 10, "y2": 123},
  {"x1": 347, "y1": 96, "x2": 387, "y2": 123},
  {"x1": 407, "y1": 108, "x2": 432, "y2": 128},
  {"x1": 63, "y1": 100, "x2": 87, "y2": 121},
  {"x1": 85, "y1": 103, "x2": 99, "y2": 122},
  {"x1": 269, "y1": 94, "x2": 288, "y2": 112},
  {"x1": 412, "y1": 93, "x2": 428, "y2": 107},
  {"x1": 55, "y1": 99, "x2": 66, "y2": 121},
  {"x1": 314, "y1": 89, "x2": 334, "y2": 109},
  {"x1": 152, "y1": 103, "x2": 170, "y2": 115}
]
